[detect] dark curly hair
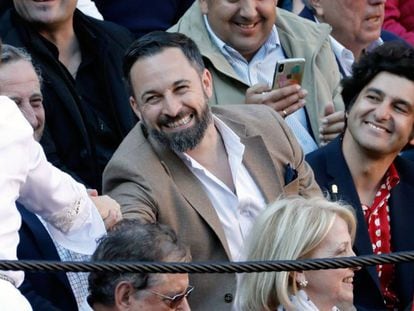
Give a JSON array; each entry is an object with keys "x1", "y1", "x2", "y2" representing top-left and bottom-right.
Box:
[
  {"x1": 341, "y1": 41, "x2": 414, "y2": 113},
  {"x1": 123, "y1": 31, "x2": 205, "y2": 97}
]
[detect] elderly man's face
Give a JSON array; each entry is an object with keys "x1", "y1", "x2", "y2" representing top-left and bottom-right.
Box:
[
  {"x1": 129, "y1": 274, "x2": 191, "y2": 311},
  {"x1": 13, "y1": 0, "x2": 76, "y2": 26},
  {"x1": 313, "y1": 0, "x2": 385, "y2": 57},
  {"x1": 199, "y1": 0, "x2": 277, "y2": 62},
  {"x1": 0, "y1": 60, "x2": 45, "y2": 141}
]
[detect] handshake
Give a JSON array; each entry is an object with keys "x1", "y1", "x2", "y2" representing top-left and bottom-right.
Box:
[{"x1": 87, "y1": 189, "x2": 122, "y2": 230}]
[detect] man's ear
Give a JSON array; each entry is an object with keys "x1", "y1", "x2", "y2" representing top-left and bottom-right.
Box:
[
  {"x1": 129, "y1": 96, "x2": 141, "y2": 119},
  {"x1": 114, "y1": 281, "x2": 136, "y2": 310},
  {"x1": 199, "y1": 0, "x2": 209, "y2": 14},
  {"x1": 201, "y1": 69, "x2": 213, "y2": 99}
]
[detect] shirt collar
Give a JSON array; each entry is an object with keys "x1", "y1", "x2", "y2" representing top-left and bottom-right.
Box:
[
  {"x1": 367, "y1": 37, "x2": 384, "y2": 52},
  {"x1": 387, "y1": 162, "x2": 400, "y2": 189},
  {"x1": 329, "y1": 35, "x2": 383, "y2": 77},
  {"x1": 203, "y1": 14, "x2": 280, "y2": 62},
  {"x1": 213, "y1": 115, "x2": 245, "y2": 158},
  {"x1": 330, "y1": 35, "x2": 354, "y2": 67},
  {"x1": 330, "y1": 35, "x2": 383, "y2": 58},
  {"x1": 178, "y1": 115, "x2": 245, "y2": 165}
]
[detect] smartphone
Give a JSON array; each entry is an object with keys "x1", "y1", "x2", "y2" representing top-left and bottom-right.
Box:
[{"x1": 272, "y1": 58, "x2": 305, "y2": 89}]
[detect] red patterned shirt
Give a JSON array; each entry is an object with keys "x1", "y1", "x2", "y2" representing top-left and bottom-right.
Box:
[{"x1": 361, "y1": 163, "x2": 400, "y2": 309}]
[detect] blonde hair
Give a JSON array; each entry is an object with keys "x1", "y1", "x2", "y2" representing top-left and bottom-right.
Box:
[{"x1": 236, "y1": 196, "x2": 356, "y2": 311}]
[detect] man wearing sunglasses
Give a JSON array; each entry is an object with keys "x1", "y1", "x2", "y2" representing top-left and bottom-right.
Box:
[{"x1": 88, "y1": 220, "x2": 192, "y2": 310}]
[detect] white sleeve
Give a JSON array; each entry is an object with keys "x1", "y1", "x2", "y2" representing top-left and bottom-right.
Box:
[
  {"x1": 0, "y1": 280, "x2": 32, "y2": 311},
  {"x1": 18, "y1": 147, "x2": 106, "y2": 255},
  {"x1": 0, "y1": 97, "x2": 105, "y2": 288},
  {"x1": 0, "y1": 97, "x2": 32, "y2": 288},
  {"x1": 77, "y1": 0, "x2": 104, "y2": 20}
]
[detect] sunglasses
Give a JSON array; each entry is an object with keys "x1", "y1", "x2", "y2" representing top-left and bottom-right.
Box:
[{"x1": 147, "y1": 285, "x2": 194, "y2": 308}]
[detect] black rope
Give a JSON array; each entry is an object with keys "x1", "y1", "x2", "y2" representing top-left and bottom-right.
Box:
[{"x1": 1, "y1": 250, "x2": 414, "y2": 274}]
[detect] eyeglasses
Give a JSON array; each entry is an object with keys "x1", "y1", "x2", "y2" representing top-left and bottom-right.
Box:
[{"x1": 147, "y1": 285, "x2": 194, "y2": 308}]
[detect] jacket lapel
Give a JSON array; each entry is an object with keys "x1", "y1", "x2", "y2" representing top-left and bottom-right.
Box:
[
  {"x1": 218, "y1": 115, "x2": 284, "y2": 204},
  {"x1": 149, "y1": 136, "x2": 232, "y2": 258},
  {"x1": 325, "y1": 139, "x2": 380, "y2": 288},
  {"x1": 388, "y1": 158, "x2": 414, "y2": 303}
]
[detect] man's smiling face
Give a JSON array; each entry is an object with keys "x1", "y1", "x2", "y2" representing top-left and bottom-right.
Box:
[
  {"x1": 345, "y1": 71, "x2": 414, "y2": 157},
  {"x1": 129, "y1": 47, "x2": 214, "y2": 153},
  {"x1": 199, "y1": 0, "x2": 277, "y2": 61}
]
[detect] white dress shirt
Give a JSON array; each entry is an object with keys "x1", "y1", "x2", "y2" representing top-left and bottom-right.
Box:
[
  {"x1": 77, "y1": 0, "x2": 104, "y2": 20},
  {"x1": 330, "y1": 36, "x2": 355, "y2": 77},
  {"x1": 0, "y1": 96, "x2": 106, "y2": 310},
  {"x1": 179, "y1": 117, "x2": 266, "y2": 261}
]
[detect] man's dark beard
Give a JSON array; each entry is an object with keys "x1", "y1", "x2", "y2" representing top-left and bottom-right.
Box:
[{"x1": 145, "y1": 103, "x2": 212, "y2": 153}]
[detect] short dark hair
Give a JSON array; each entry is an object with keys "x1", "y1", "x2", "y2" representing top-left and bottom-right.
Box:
[
  {"x1": 123, "y1": 31, "x2": 205, "y2": 96},
  {"x1": 88, "y1": 220, "x2": 191, "y2": 307},
  {"x1": 0, "y1": 44, "x2": 42, "y2": 85},
  {"x1": 342, "y1": 41, "x2": 414, "y2": 112}
]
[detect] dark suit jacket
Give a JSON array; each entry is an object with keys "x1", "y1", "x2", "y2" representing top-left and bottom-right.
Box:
[
  {"x1": 0, "y1": 0, "x2": 12, "y2": 16},
  {"x1": 103, "y1": 104, "x2": 322, "y2": 311},
  {"x1": 94, "y1": 0, "x2": 195, "y2": 38},
  {"x1": 0, "y1": 9, "x2": 136, "y2": 191},
  {"x1": 17, "y1": 204, "x2": 77, "y2": 311},
  {"x1": 306, "y1": 137, "x2": 414, "y2": 310}
]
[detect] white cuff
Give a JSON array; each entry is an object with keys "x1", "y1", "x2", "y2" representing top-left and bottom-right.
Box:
[{"x1": 0, "y1": 279, "x2": 32, "y2": 310}]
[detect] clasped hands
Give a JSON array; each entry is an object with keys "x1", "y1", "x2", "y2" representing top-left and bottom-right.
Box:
[{"x1": 87, "y1": 189, "x2": 122, "y2": 230}]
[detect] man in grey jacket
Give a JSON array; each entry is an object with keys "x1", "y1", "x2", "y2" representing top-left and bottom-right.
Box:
[{"x1": 170, "y1": 0, "x2": 344, "y2": 152}]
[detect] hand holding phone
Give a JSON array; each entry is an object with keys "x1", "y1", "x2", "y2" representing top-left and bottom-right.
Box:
[{"x1": 272, "y1": 58, "x2": 305, "y2": 89}]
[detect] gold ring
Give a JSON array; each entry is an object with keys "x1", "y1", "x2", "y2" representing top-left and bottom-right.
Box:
[{"x1": 282, "y1": 109, "x2": 288, "y2": 117}]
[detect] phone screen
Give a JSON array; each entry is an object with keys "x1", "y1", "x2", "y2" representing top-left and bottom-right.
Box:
[{"x1": 273, "y1": 58, "x2": 305, "y2": 89}]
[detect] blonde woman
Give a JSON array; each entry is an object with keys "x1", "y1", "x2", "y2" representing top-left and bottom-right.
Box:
[{"x1": 236, "y1": 196, "x2": 358, "y2": 311}]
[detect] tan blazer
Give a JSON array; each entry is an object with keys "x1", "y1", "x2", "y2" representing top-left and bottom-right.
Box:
[{"x1": 103, "y1": 105, "x2": 321, "y2": 311}]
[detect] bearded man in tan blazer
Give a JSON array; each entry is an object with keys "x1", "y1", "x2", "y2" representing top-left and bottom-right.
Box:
[{"x1": 103, "y1": 31, "x2": 322, "y2": 311}]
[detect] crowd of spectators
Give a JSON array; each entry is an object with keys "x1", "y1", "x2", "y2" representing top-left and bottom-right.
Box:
[{"x1": 1, "y1": 0, "x2": 414, "y2": 310}]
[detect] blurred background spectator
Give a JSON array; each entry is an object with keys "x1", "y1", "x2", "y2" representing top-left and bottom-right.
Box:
[
  {"x1": 93, "y1": 0, "x2": 195, "y2": 38},
  {"x1": 383, "y1": 0, "x2": 414, "y2": 46}
]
